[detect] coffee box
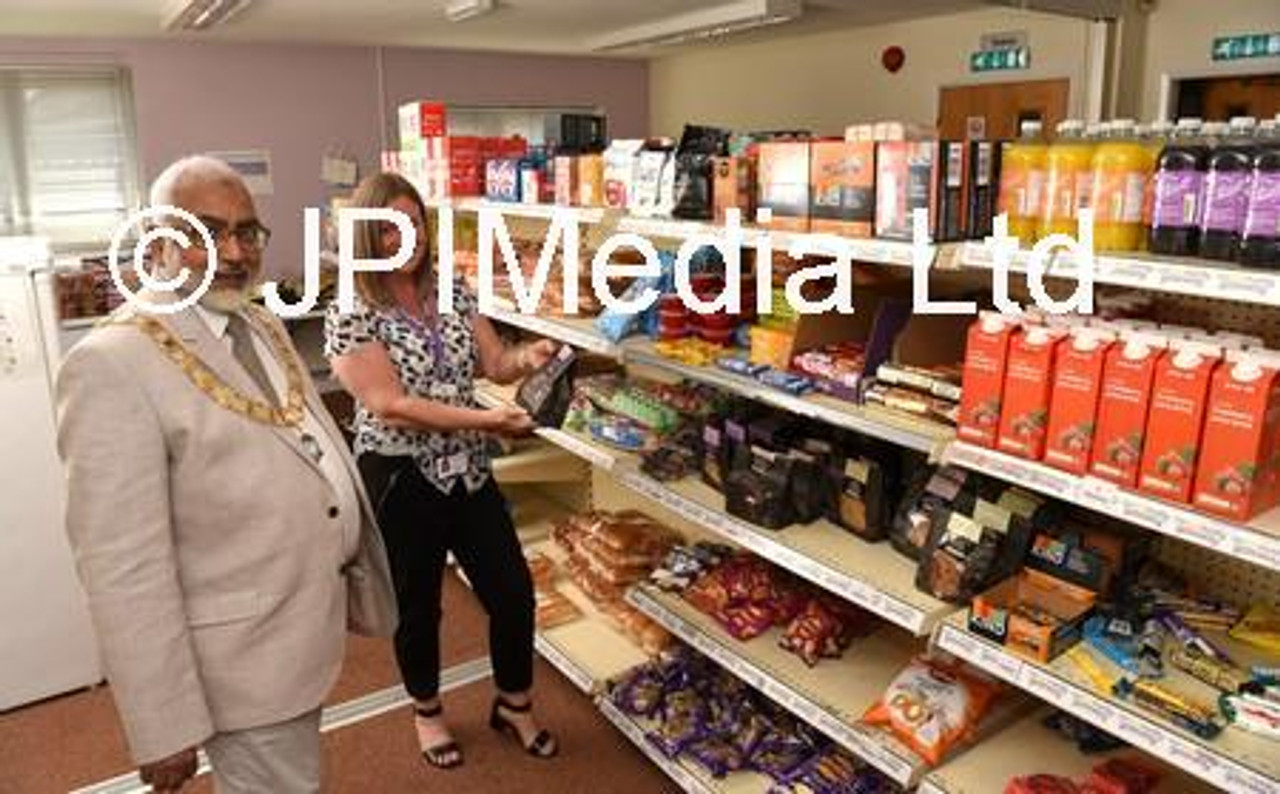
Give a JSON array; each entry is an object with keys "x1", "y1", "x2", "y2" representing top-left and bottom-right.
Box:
[
  {"x1": 1138, "y1": 341, "x2": 1222, "y2": 503},
  {"x1": 1192, "y1": 352, "x2": 1280, "y2": 521},
  {"x1": 578, "y1": 154, "x2": 604, "y2": 207},
  {"x1": 997, "y1": 325, "x2": 1067, "y2": 459},
  {"x1": 935, "y1": 140, "x2": 970, "y2": 242},
  {"x1": 967, "y1": 140, "x2": 1002, "y2": 239},
  {"x1": 757, "y1": 141, "x2": 811, "y2": 232},
  {"x1": 958, "y1": 312, "x2": 1021, "y2": 448},
  {"x1": 1089, "y1": 333, "x2": 1169, "y2": 487},
  {"x1": 808, "y1": 140, "x2": 876, "y2": 237},
  {"x1": 1044, "y1": 327, "x2": 1116, "y2": 474},
  {"x1": 875, "y1": 141, "x2": 938, "y2": 241},
  {"x1": 713, "y1": 155, "x2": 756, "y2": 225}
]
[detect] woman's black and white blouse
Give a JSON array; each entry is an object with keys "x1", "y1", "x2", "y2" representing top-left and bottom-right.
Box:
[{"x1": 324, "y1": 279, "x2": 490, "y2": 495}]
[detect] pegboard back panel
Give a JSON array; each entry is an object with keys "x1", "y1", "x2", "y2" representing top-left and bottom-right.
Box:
[
  {"x1": 1141, "y1": 292, "x2": 1280, "y2": 349},
  {"x1": 591, "y1": 468, "x2": 723, "y2": 547},
  {"x1": 1156, "y1": 535, "x2": 1280, "y2": 607}
]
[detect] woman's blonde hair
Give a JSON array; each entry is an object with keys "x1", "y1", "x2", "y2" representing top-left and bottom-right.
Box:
[{"x1": 348, "y1": 172, "x2": 431, "y2": 309}]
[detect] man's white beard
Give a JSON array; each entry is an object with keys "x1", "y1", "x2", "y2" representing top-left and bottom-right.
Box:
[{"x1": 199, "y1": 287, "x2": 251, "y2": 313}]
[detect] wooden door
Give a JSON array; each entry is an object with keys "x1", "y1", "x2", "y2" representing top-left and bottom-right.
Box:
[
  {"x1": 937, "y1": 79, "x2": 1070, "y2": 141},
  {"x1": 1177, "y1": 74, "x2": 1280, "y2": 121}
]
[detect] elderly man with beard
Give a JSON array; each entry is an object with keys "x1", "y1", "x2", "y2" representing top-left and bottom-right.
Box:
[{"x1": 55, "y1": 155, "x2": 396, "y2": 794}]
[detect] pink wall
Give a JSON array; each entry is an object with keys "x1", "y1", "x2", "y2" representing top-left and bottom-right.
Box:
[{"x1": 0, "y1": 38, "x2": 648, "y2": 278}]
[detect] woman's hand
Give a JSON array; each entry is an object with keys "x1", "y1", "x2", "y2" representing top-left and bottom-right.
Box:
[
  {"x1": 521, "y1": 339, "x2": 560, "y2": 373},
  {"x1": 483, "y1": 406, "x2": 536, "y2": 437}
]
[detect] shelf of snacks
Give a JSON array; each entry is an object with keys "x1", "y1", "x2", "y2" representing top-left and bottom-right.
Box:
[
  {"x1": 954, "y1": 242, "x2": 1280, "y2": 308},
  {"x1": 946, "y1": 441, "x2": 1280, "y2": 575},
  {"x1": 476, "y1": 382, "x2": 634, "y2": 472},
  {"x1": 616, "y1": 470, "x2": 958, "y2": 637},
  {"x1": 427, "y1": 195, "x2": 609, "y2": 224},
  {"x1": 602, "y1": 647, "x2": 898, "y2": 794},
  {"x1": 489, "y1": 440, "x2": 588, "y2": 485},
  {"x1": 934, "y1": 612, "x2": 1280, "y2": 794},
  {"x1": 483, "y1": 300, "x2": 623, "y2": 358},
  {"x1": 627, "y1": 582, "x2": 958, "y2": 787},
  {"x1": 916, "y1": 706, "x2": 1220, "y2": 794},
  {"x1": 622, "y1": 337, "x2": 954, "y2": 457}
]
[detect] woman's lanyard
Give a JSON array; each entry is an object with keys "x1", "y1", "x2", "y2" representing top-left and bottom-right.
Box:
[{"x1": 393, "y1": 301, "x2": 445, "y2": 365}]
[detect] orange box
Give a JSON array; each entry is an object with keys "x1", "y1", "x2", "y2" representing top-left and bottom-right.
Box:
[
  {"x1": 997, "y1": 325, "x2": 1067, "y2": 460},
  {"x1": 1191, "y1": 352, "x2": 1280, "y2": 521},
  {"x1": 757, "y1": 141, "x2": 811, "y2": 232},
  {"x1": 809, "y1": 140, "x2": 876, "y2": 237},
  {"x1": 577, "y1": 154, "x2": 604, "y2": 207},
  {"x1": 713, "y1": 155, "x2": 756, "y2": 225},
  {"x1": 1044, "y1": 327, "x2": 1116, "y2": 474},
  {"x1": 968, "y1": 569, "x2": 1097, "y2": 663},
  {"x1": 1138, "y1": 341, "x2": 1222, "y2": 503},
  {"x1": 958, "y1": 313, "x2": 1021, "y2": 448},
  {"x1": 554, "y1": 155, "x2": 578, "y2": 206},
  {"x1": 749, "y1": 325, "x2": 797, "y2": 370},
  {"x1": 1089, "y1": 333, "x2": 1169, "y2": 488}
]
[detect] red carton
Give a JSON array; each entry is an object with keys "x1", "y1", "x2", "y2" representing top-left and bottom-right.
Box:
[
  {"x1": 398, "y1": 101, "x2": 447, "y2": 143},
  {"x1": 1044, "y1": 327, "x2": 1115, "y2": 474},
  {"x1": 958, "y1": 312, "x2": 1021, "y2": 448},
  {"x1": 1139, "y1": 341, "x2": 1222, "y2": 503},
  {"x1": 997, "y1": 325, "x2": 1067, "y2": 459},
  {"x1": 1089, "y1": 333, "x2": 1169, "y2": 488},
  {"x1": 1192, "y1": 352, "x2": 1280, "y2": 521}
]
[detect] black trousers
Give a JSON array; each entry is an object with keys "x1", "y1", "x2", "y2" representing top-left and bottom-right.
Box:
[{"x1": 358, "y1": 453, "x2": 535, "y2": 699}]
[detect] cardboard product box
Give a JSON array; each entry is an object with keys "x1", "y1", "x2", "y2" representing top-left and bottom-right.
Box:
[
  {"x1": 997, "y1": 325, "x2": 1068, "y2": 460},
  {"x1": 713, "y1": 155, "x2": 757, "y2": 225},
  {"x1": 554, "y1": 155, "x2": 578, "y2": 207},
  {"x1": 757, "y1": 141, "x2": 811, "y2": 232},
  {"x1": 875, "y1": 141, "x2": 938, "y2": 241},
  {"x1": 967, "y1": 140, "x2": 1002, "y2": 240},
  {"x1": 520, "y1": 163, "x2": 542, "y2": 205},
  {"x1": 934, "y1": 140, "x2": 970, "y2": 242},
  {"x1": 603, "y1": 139, "x2": 644, "y2": 210},
  {"x1": 398, "y1": 100, "x2": 447, "y2": 145},
  {"x1": 485, "y1": 158, "x2": 522, "y2": 203},
  {"x1": 445, "y1": 136, "x2": 484, "y2": 197},
  {"x1": 630, "y1": 149, "x2": 670, "y2": 217},
  {"x1": 969, "y1": 569, "x2": 1097, "y2": 663},
  {"x1": 843, "y1": 124, "x2": 875, "y2": 142},
  {"x1": 1089, "y1": 333, "x2": 1169, "y2": 488},
  {"x1": 1138, "y1": 341, "x2": 1222, "y2": 503},
  {"x1": 809, "y1": 140, "x2": 876, "y2": 238},
  {"x1": 1044, "y1": 327, "x2": 1116, "y2": 475},
  {"x1": 1026, "y1": 526, "x2": 1128, "y2": 595},
  {"x1": 958, "y1": 312, "x2": 1021, "y2": 448},
  {"x1": 578, "y1": 154, "x2": 604, "y2": 207},
  {"x1": 1192, "y1": 352, "x2": 1280, "y2": 521}
]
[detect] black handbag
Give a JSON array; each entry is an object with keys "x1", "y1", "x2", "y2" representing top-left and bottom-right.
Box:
[{"x1": 515, "y1": 344, "x2": 576, "y2": 428}]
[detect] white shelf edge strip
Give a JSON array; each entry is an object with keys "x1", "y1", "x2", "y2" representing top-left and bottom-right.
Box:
[
  {"x1": 944, "y1": 442, "x2": 1280, "y2": 575},
  {"x1": 597, "y1": 697, "x2": 714, "y2": 794},
  {"x1": 534, "y1": 634, "x2": 596, "y2": 694},
  {"x1": 628, "y1": 587, "x2": 920, "y2": 786},
  {"x1": 935, "y1": 624, "x2": 1275, "y2": 794},
  {"x1": 616, "y1": 469, "x2": 934, "y2": 636}
]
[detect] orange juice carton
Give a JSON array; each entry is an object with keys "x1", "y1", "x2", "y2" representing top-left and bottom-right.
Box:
[
  {"x1": 1192, "y1": 351, "x2": 1280, "y2": 521},
  {"x1": 1089, "y1": 332, "x2": 1169, "y2": 487},
  {"x1": 1138, "y1": 341, "x2": 1223, "y2": 503},
  {"x1": 998, "y1": 325, "x2": 1068, "y2": 459},
  {"x1": 809, "y1": 140, "x2": 876, "y2": 237},
  {"x1": 958, "y1": 312, "x2": 1022, "y2": 447},
  {"x1": 757, "y1": 141, "x2": 811, "y2": 232},
  {"x1": 1044, "y1": 327, "x2": 1117, "y2": 474}
]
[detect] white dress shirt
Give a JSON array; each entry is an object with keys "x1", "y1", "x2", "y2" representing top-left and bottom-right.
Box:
[{"x1": 194, "y1": 305, "x2": 362, "y2": 560}]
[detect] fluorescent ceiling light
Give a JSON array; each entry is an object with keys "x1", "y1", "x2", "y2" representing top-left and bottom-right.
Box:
[
  {"x1": 589, "y1": 0, "x2": 803, "y2": 52},
  {"x1": 445, "y1": 0, "x2": 497, "y2": 23},
  {"x1": 163, "y1": 0, "x2": 252, "y2": 31}
]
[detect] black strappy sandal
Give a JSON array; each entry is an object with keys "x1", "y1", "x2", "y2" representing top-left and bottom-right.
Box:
[
  {"x1": 414, "y1": 704, "x2": 463, "y2": 770},
  {"x1": 489, "y1": 696, "x2": 558, "y2": 759}
]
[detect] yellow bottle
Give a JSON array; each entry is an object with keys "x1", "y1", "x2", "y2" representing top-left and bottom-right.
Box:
[
  {"x1": 1089, "y1": 119, "x2": 1152, "y2": 252},
  {"x1": 1040, "y1": 119, "x2": 1095, "y2": 239},
  {"x1": 997, "y1": 120, "x2": 1047, "y2": 246}
]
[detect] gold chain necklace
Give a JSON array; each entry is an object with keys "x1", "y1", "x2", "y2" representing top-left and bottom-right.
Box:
[{"x1": 111, "y1": 307, "x2": 307, "y2": 428}]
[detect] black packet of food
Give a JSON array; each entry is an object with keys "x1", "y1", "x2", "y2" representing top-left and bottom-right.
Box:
[
  {"x1": 672, "y1": 124, "x2": 731, "y2": 220},
  {"x1": 515, "y1": 344, "x2": 575, "y2": 427}
]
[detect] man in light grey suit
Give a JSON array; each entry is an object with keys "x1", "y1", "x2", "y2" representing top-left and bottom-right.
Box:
[{"x1": 56, "y1": 156, "x2": 396, "y2": 793}]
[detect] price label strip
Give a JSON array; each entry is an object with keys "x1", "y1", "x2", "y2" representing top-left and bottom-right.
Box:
[{"x1": 535, "y1": 635, "x2": 594, "y2": 694}]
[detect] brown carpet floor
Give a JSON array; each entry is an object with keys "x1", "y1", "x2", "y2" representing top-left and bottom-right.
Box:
[{"x1": 0, "y1": 573, "x2": 675, "y2": 794}]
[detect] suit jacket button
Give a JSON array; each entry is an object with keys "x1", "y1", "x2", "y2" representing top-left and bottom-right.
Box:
[{"x1": 328, "y1": 506, "x2": 339, "y2": 518}]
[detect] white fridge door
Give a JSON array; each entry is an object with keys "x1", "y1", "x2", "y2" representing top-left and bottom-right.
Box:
[{"x1": 0, "y1": 240, "x2": 101, "y2": 710}]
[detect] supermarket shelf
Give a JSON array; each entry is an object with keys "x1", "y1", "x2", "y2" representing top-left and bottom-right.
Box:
[
  {"x1": 917, "y1": 707, "x2": 1220, "y2": 794},
  {"x1": 956, "y1": 241, "x2": 1280, "y2": 308},
  {"x1": 627, "y1": 584, "x2": 929, "y2": 787},
  {"x1": 476, "y1": 381, "x2": 628, "y2": 471},
  {"x1": 616, "y1": 470, "x2": 958, "y2": 636},
  {"x1": 482, "y1": 302, "x2": 622, "y2": 357},
  {"x1": 934, "y1": 613, "x2": 1280, "y2": 794},
  {"x1": 431, "y1": 196, "x2": 609, "y2": 224},
  {"x1": 945, "y1": 441, "x2": 1280, "y2": 574},
  {"x1": 597, "y1": 697, "x2": 773, "y2": 794},
  {"x1": 623, "y1": 338, "x2": 953, "y2": 456},
  {"x1": 491, "y1": 441, "x2": 587, "y2": 485}
]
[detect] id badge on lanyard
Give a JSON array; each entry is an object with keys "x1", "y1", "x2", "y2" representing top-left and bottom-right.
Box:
[{"x1": 436, "y1": 451, "x2": 469, "y2": 480}]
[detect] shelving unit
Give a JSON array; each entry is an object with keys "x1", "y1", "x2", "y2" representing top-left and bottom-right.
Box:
[
  {"x1": 945, "y1": 442, "x2": 1280, "y2": 574},
  {"x1": 934, "y1": 613, "x2": 1280, "y2": 794}
]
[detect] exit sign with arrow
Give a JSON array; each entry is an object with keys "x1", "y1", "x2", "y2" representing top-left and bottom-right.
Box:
[
  {"x1": 1212, "y1": 32, "x2": 1280, "y2": 61},
  {"x1": 971, "y1": 47, "x2": 1031, "y2": 73}
]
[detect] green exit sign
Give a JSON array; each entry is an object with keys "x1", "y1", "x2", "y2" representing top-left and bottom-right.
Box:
[
  {"x1": 1212, "y1": 32, "x2": 1280, "y2": 61},
  {"x1": 971, "y1": 47, "x2": 1030, "y2": 73}
]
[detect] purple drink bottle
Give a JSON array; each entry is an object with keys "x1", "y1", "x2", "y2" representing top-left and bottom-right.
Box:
[
  {"x1": 1240, "y1": 119, "x2": 1280, "y2": 269},
  {"x1": 1149, "y1": 118, "x2": 1208, "y2": 257},
  {"x1": 1200, "y1": 117, "x2": 1256, "y2": 261}
]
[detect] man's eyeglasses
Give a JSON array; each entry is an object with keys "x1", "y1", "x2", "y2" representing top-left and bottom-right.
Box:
[{"x1": 171, "y1": 221, "x2": 272, "y2": 252}]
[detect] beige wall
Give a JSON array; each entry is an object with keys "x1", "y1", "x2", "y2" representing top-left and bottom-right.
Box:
[
  {"x1": 1138, "y1": 0, "x2": 1280, "y2": 121},
  {"x1": 649, "y1": 8, "x2": 1094, "y2": 138}
]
